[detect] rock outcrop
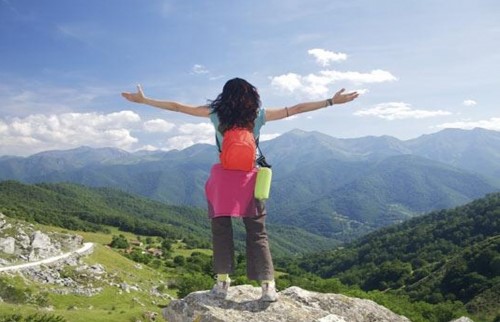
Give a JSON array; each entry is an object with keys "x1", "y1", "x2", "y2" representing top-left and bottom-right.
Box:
[
  {"x1": 0, "y1": 236, "x2": 15, "y2": 254},
  {"x1": 163, "y1": 285, "x2": 410, "y2": 322},
  {"x1": 29, "y1": 230, "x2": 58, "y2": 261},
  {"x1": 0, "y1": 213, "x2": 84, "y2": 265}
]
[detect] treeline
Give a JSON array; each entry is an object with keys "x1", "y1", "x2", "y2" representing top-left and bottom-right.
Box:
[
  {"x1": 276, "y1": 193, "x2": 500, "y2": 321},
  {"x1": 0, "y1": 180, "x2": 339, "y2": 256},
  {"x1": 0, "y1": 180, "x2": 211, "y2": 249},
  {"x1": 0, "y1": 313, "x2": 66, "y2": 322}
]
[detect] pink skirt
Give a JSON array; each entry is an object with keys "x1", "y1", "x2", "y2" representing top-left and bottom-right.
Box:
[{"x1": 205, "y1": 163, "x2": 258, "y2": 218}]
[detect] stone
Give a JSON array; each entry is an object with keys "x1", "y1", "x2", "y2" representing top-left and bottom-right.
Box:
[
  {"x1": 30, "y1": 231, "x2": 52, "y2": 249},
  {"x1": 0, "y1": 237, "x2": 15, "y2": 254},
  {"x1": 62, "y1": 234, "x2": 84, "y2": 250},
  {"x1": 143, "y1": 311, "x2": 159, "y2": 321},
  {"x1": 163, "y1": 285, "x2": 410, "y2": 322},
  {"x1": 89, "y1": 264, "x2": 106, "y2": 275},
  {"x1": 16, "y1": 228, "x2": 31, "y2": 250},
  {"x1": 121, "y1": 282, "x2": 131, "y2": 293},
  {"x1": 0, "y1": 258, "x2": 10, "y2": 266},
  {"x1": 28, "y1": 231, "x2": 60, "y2": 261},
  {"x1": 450, "y1": 318, "x2": 475, "y2": 322},
  {"x1": 0, "y1": 212, "x2": 6, "y2": 229}
]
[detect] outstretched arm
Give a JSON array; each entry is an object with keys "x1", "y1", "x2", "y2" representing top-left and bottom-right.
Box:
[
  {"x1": 265, "y1": 88, "x2": 359, "y2": 121},
  {"x1": 121, "y1": 85, "x2": 211, "y2": 118}
]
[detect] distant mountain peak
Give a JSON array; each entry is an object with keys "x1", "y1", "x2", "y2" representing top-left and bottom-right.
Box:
[
  {"x1": 32, "y1": 145, "x2": 129, "y2": 157},
  {"x1": 280, "y1": 129, "x2": 340, "y2": 144},
  {"x1": 287, "y1": 128, "x2": 317, "y2": 137}
]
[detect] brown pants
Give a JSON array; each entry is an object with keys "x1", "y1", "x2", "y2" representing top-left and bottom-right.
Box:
[{"x1": 211, "y1": 213, "x2": 274, "y2": 281}]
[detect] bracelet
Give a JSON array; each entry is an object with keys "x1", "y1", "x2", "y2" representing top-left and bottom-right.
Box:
[
  {"x1": 326, "y1": 98, "x2": 333, "y2": 106},
  {"x1": 285, "y1": 107, "x2": 289, "y2": 117}
]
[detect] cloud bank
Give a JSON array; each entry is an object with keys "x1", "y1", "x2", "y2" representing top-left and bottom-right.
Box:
[
  {"x1": 463, "y1": 99, "x2": 477, "y2": 106},
  {"x1": 0, "y1": 111, "x2": 216, "y2": 156},
  {"x1": 270, "y1": 49, "x2": 396, "y2": 98},
  {"x1": 307, "y1": 48, "x2": 347, "y2": 66},
  {"x1": 354, "y1": 102, "x2": 452, "y2": 120},
  {"x1": 437, "y1": 118, "x2": 500, "y2": 131}
]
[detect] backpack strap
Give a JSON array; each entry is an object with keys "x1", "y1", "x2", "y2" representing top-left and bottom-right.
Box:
[
  {"x1": 215, "y1": 134, "x2": 222, "y2": 153},
  {"x1": 255, "y1": 138, "x2": 272, "y2": 168}
]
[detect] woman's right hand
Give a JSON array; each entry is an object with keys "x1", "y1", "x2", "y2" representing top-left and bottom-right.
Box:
[{"x1": 121, "y1": 84, "x2": 146, "y2": 103}]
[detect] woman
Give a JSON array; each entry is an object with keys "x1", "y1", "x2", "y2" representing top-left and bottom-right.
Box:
[{"x1": 122, "y1": 78, "x2": 358, "y2": 302}]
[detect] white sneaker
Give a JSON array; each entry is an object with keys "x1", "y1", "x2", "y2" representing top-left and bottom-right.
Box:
[
  {"x1": 260, "y1": 280, "x2": 278, "y2": 302},
  {"x1": 211, "y1": 277, "x2": 231, "y2": 299}
]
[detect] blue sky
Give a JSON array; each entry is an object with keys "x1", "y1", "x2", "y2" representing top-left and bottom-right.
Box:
[{"x1": 1, "y1": 0, "x2": 499, "y2": 156}]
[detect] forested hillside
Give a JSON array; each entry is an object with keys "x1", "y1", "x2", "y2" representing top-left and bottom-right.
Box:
[
  {"x1": 3, "y1": 182, "x2": 497, "y2": 321},
  {"x1": 280, "y1": 193, "x2": 500, "y2": 320},
  {"x1": 270, "y1": 154, "x2": 496, "y2": 238},
  {"x1": 2, "y1": 129, "x2": 499, "y2": 244},
  {"x1": 0, "y1": 181, "x2": 338, "y2": 256}
]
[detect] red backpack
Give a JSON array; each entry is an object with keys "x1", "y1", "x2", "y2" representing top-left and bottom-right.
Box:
[{"x1": 218, "y1": 127, "x2": 256, "y2": 171}]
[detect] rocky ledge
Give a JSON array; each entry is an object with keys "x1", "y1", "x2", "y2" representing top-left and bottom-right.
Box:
[
  {"x1": 0, "y1": 212, "x2": 83, "y2": 264},
  {"x1": 163, "y1": 285, "x2": 410, "y2": 322}
]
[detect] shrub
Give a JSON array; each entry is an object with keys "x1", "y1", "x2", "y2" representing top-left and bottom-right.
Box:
[
  {"x1": 177, "y1": 273, "x2": 213, "y2": 298},
  {"x1": 110, "y1": 234, "x2": 129, "y2": 249}
]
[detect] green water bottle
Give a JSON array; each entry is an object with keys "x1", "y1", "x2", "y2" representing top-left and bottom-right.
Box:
[{"x1": 254, "y1": 167, "x2": 272, "y2": 200}]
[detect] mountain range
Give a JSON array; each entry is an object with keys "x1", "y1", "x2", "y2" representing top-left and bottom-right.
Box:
[{"x1": 1, "y1": 127, "x2": 499, "y2": 241}]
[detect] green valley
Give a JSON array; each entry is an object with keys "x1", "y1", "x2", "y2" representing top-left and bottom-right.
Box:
[{"x1": 277, "y1": 193, "x2": 500, "y2": 321}]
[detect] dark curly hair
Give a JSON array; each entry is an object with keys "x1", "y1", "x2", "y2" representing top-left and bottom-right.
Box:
[{"x1": 210, "y1": 78, "x2": 261, "y2": 133}]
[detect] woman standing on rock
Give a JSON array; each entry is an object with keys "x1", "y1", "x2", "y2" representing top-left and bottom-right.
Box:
[{"x1": 122, "y1": 78, "x2": 358, "y2": 301}]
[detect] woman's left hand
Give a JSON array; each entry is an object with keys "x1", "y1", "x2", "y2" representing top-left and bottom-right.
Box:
[{"x1": 332, "y1": 88, "x2": 359, "y2": 105}]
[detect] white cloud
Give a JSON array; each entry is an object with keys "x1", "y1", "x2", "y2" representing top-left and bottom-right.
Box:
[
  {"x1": 270, "y1": 73, "x2": 302, "y2": 92},
  {"x1": 137, "y1": 145, "x2": 160, "y2": 152},
  {"x1": 463, "y1": 99, "x2": 477, "y2": 106},
  {"x1": 165, "y1": 122, "x2": 215, "y2": 150},
  {"x1": 177, "y1": 122, "x2": 213, "y2": 135},
  {"x1": 352, "y1": 88, "x2": 369, "y2": 95},
  {"x1": 436, "y1": 118, "x2": 500, "y2": 131},
  {"x1": 0, "y1": 112, "x2": 220, "y2": 156},
  {"x1": 0, "y1": 111, "x2": 142, "y2": 156},
  {"x1": 260, "y1": 133, "x2": 281, "y2": 141},
  {"x1": 192, "y1": 64, "x2": 209, "y2": 74},
  {"x1": 271, "y1": 70, "x2": 396, "y2": 98},
  {"x1": 191, "y1": 64, "x2": 225, "y2": 81},
  {"x1": 308, "y1": 48, "x2": 347, "y2": 66},
  {"x1": 270, "y1": 50, "x2": 396, "y2": 99},
  {"x1": 144, "y1": 119, "x2": 175, "y2": 132},
  {"x1": 354, "y1": 102, "x2": 452, "y2": 120},
  {"x1": 209, "y1": 75, "x2": 226, "y2": 81},
  {"x1": 285, "y1": 115, "x2": 299, "y2": 121},
  {"x1": 320, "y1": 69, "x2": 397, "y2": 84},
  {"x1": 0, "y1": 120, "x2": 7, "y2": 134}
]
